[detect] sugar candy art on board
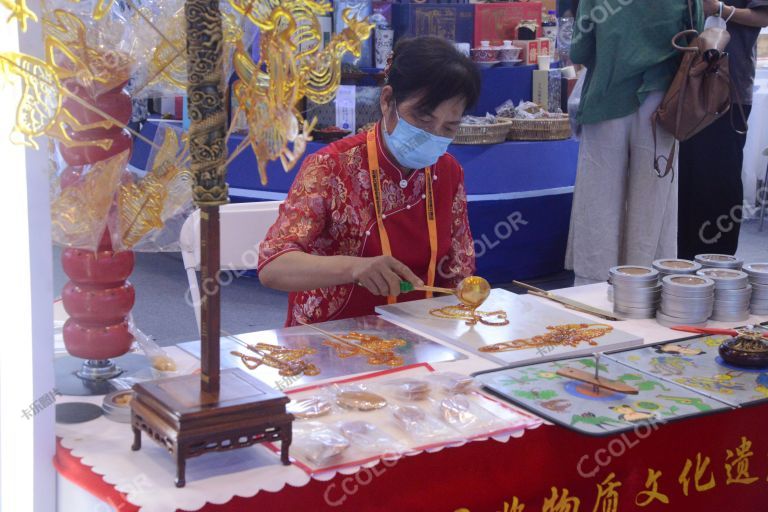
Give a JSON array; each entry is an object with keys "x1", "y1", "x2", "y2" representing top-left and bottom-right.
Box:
[
  {"x1": 178, "y1": 315, "x2": 466, "y2": 389},
  {"x1": 479, "y1": 323, "x2": 614, "y2": 353},
  {"x1": 377, "y1": 289, "x2": 643, "y2": 366}
]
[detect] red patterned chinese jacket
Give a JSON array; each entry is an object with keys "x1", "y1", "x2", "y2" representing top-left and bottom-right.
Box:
[{"x1": 258, "y1": 123, "x2": 475, "y2": 326}]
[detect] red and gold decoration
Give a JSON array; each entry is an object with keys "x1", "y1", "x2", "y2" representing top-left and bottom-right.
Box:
[
  {"x1": 49, "y1": 9, "x2": 138, "y2": 386},
  {"x1": 4, "y1": 0, "x2": 374, "y2": 484}
]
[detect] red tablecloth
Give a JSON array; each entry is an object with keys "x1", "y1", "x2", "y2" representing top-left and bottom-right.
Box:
[{"x1": 55, "y1": 402, "x2": 768, "y2": 511}]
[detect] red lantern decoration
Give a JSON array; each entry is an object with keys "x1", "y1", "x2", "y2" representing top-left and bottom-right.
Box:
[{"x1": 58, "y1": 74, "x2": 138, "y2": 392}]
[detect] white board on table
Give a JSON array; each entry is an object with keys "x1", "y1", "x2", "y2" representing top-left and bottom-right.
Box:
[{"x1": 376, "y1": 289, "x2": 644, "y2": 366}]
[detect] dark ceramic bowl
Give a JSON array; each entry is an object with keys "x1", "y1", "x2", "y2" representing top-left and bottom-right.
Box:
[{"x1": 718, "y1": 336, "x2": 768, "y2": 368}]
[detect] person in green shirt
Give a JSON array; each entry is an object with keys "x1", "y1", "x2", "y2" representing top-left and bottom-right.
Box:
[{"x1": 565, "y1": 0, "x2": 703, "y2": 281}]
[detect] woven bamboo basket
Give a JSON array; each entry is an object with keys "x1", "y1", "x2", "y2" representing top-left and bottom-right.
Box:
[
  {"x1": 505, "y1": 116, "x2": 572, "y2": 141},
  {"x1": 453, "y1": 119, "x2": 514, "y2": 145}
]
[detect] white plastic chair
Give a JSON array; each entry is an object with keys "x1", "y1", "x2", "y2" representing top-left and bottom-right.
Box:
[{"x1": 179, "y1": 201, "x2": 282, "y2": 334}]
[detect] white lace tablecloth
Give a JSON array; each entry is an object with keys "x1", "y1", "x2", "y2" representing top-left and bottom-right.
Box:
[{"x1": 56, "y1": 283, "x2": 768, "y2": 512}]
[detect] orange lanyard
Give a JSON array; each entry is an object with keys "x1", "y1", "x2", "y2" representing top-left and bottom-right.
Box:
[{"x1": 366, "y1": 129, "x2": 438, "y2": 304}]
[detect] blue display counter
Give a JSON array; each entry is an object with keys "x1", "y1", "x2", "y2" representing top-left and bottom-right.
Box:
[{"x1": 131, "y1": 121, "x2": 578, "y2": 284}]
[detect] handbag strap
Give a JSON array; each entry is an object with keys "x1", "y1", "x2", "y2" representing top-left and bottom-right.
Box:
[
  {"x1": 729, "y1": 80, "x2": 749, "y2": 135},
  {"x1": 653, "y1": 113, "x2": 678, "y2": 180},
  {"x1": 653, "y1": 52, "x2": 692, "y2": 179},
  {"x1": 687, "y1": 0, "x2": 695, "y2": 30}
]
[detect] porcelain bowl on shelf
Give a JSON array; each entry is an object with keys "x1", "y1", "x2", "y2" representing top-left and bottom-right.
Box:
[
  {"x1": 498, "y1": 46, "x2": 522, "y2": 62},
  {"x1": 471, "y1": 46, "x2": 499, "y2": 65},
  {"x1": 474, "y1": 60, "x2": 500, "y2": 69}
]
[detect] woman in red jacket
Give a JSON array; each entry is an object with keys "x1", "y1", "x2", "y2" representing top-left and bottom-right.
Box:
[{"x1": 258, "y1": 36, "x2": 481, "y2": 326}]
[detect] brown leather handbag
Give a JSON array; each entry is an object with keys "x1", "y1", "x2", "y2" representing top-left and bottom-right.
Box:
[{"x1": 652, "y1": 0, "x2": 737, "y2": 178}]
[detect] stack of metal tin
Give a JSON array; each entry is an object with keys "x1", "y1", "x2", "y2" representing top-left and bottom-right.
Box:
[
  {"x1": 652, "y1": 259, "x2": 702, "y2": 279},
  {"x1": 696, "y1": 268, "x2": 751, "y2": 322},
  {"x1": 744, "y1": 263, "x2": 768, "y2": 315},
  {"x1": 657, "y1": 275, "x2": 716, "y2": 327},
  {"x1": 694, "y1": 254, "x2": 744, "y2": 270},
  {"x1": 609, "y1": 266, "x2": 661, "y2": 319}
]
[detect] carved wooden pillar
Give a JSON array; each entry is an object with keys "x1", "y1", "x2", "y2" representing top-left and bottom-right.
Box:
[{"x1": 185, "y1": 0, "x2": 229, "y2": 394}]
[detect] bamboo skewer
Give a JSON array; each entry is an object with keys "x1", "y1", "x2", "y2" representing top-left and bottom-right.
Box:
[
  {"x1": 399, "y1": 282, "x2": 455, "y2": 295},
  {"x1": 512, "y1": 280, "x2": 623, "y2": 322},
  {"x1": 556, "y1": 367, "x2": 639, "y2": 395}
]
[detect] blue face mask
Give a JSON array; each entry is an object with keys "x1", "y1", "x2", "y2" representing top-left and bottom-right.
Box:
[{"x1": 382, "y1": 106, "x2": 453, "y2": 170}]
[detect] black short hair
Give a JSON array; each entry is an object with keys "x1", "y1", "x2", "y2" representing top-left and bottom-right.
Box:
[{"x1": 387, "y1": 36, "x2": 481, "y2": 114}]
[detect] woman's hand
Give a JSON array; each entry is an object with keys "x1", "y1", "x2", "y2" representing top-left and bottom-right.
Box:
[
  {"x1": 351, "y1": 256, "x2": 424, "y2": 297},
  {"x1": 703, "y1": 0, "x2": 720, "y2": 17}
]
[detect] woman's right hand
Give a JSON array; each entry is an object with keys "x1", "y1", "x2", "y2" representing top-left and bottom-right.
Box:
[{"x1": 350, "y1": 256, "x2": 424, "y2": 297}]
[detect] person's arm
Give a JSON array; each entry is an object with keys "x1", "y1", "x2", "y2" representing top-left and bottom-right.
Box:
[
  {"x1": 727, "y1": 4, "x2": 768, "y2": 27},
  {"x1": 260, "y1": 252, "x2": 422, "y2": 297},
  {"x1": 437, "y1": 175, "x2": 476, "y2": 288},
  {"x1": 569, "y1": 0, "x2": 596, "y2": 66},
  {"x1": 703, "y1": 0, "x2": 768, "y2": 27},
  {"x1": 257, "y1": 154, "x2": 422, "y2": 296}
]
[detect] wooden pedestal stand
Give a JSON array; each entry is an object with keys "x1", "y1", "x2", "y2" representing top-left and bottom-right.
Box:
[
  {"x1": 131, "y1": 369, "x2": 292, "y2": 487},
  {"x1": 130, "y1": 0, "x2": 293, "y2": 487}
]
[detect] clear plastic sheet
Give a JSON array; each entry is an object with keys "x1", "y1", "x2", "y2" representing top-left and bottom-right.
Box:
[
  {"x1": 335, "y1": 420, "x2": 403, "y2": 456},
  {"x1": 291, "y1": 422, "x2": 352, "y2": 466},
  {"x1": 332, "y1": 383, "x2": 389, "y2": 412},
  {"x1": 278, "y1": 365, "x2": 537, "y2": 475},
  {"x1": 127, "y1": 315, "x2": 180, "y2": 378},
  {"x1": 40, "y1": 1, "x2": 137, "y2": 99},
  {"x1": 433, "y1": 393, "x2": 506, "y2": 436},
  {"x1": 108, "y1": 124, "x2": 194, "y2": 252},
  {"x1": 50, "y1": 150, "x2": 129, "y2": 251},
  {"x1": 379, "y1": 378, "x2": 432, "y2": 401},
  {"x1": 425, "y1": 372, "x2": 476, "y2": 395},
  {"x1": 287, "y1": 395, "x2": 335, "y2": 420},
  {"x1": 389, "y1": 403, "x2": 458, "y2": 443}
]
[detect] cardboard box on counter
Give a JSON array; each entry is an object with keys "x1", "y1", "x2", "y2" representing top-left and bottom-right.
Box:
[
  {"x1": 537, "y1": 37, "x2": 550, "y2": 57},
  {"x1": 513, "y1": 40, "x2": 539, "y2": 66},
  {"x1": 473, "y1": 2, "x2": 542, "y2": 47},
  {"x1": 532, "y1": 69, "x2": 562, "y2": 112},
  {"x1": 335, "y1": 0, "x2": 374, "y2": 68},
  {"x1": 391, "y1": 4, "x2": 474, "y2": 45}
]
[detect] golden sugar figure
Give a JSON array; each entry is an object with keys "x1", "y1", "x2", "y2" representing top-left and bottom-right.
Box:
[{"x1": 478, "y1": 324, "x2": 614, "y2": 353}]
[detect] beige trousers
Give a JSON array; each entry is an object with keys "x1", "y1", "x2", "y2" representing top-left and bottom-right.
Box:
[{"x1": 565, "y1": 92, "x2": 678, "y2": 281}]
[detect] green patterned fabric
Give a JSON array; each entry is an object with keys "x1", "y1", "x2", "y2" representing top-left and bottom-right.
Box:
[{"x1": 571, "y1": 0, "x2": 704, "y2": 124}]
